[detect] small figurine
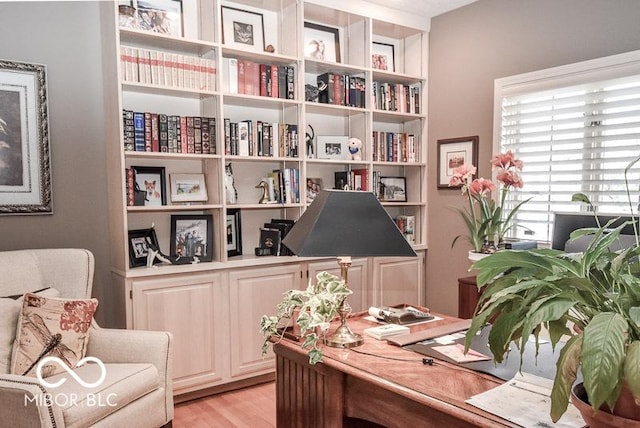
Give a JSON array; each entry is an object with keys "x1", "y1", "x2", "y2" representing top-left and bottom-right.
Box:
[
  {"x1": 225, "y1": 163, "x2": 238, "y2": 204},
  {"x1": 348, "y1": 137, "x2": 363, "y2": 161},
  {"x1": 256, "y1": 179, "x2": 270, "y2": 204}
]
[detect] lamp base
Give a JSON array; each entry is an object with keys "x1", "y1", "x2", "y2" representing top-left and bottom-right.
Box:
[{"x1": 324, "y1": 324, "x2": 364, "y2": 348}]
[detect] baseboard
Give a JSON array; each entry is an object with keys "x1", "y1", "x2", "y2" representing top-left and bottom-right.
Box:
[{"x1": 173, "y1": 373, "x2": 275, "y2": 404}]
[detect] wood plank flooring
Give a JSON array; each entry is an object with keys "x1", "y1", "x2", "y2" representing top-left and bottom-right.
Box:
[{"x1": 173, "y1": 382, "x2": 276, "y2": 427}]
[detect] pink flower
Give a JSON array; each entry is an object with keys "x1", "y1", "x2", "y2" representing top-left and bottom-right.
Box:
[
  {"x1": 468, "y1": 178, "x2": 496, "y2": 196},
  {"x1": 497, "y1": 170, "x2": 523, "y2": 188},
  {"x1": 448, "y1": 164, "x2": 477, "y2": 187},
  {"x1": 491, "y1": 150, "x2": 523, "y2": 170}
]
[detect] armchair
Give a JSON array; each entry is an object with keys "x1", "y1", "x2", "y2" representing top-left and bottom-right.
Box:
[{"x1": 0, "y1": 248, "x2": 173, "y2": 428}]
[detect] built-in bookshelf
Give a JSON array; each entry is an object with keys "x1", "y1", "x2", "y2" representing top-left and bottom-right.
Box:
[{"x1": 101, "y1": 0, "x2": 427, "y2": 397}]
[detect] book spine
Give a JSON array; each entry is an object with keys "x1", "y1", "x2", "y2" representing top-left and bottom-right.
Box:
[
  {"x1": 126, "y1": 167, "x2": 135, "y2": 206},
  {"x1": 186, "y1": 116, "x2": 195, "y2": 153},
  {"x1": 151, "y1": 113, "x2": 159, "y2": 152},
  {"x1": 224, "y1": 118, "x2": 231, "y2": 155},
  {"x1": 286, "y1": 66, "x2": 295, "y2": 100},
  {"x1": 180, "y1": 116, "x2": 188, "y2": 153},
  {"x1": 123, "y1": 109, "x2": 134, "y2": 151},
  {"x1": 237, "y1": 59, "x2": 246, "y2": 95},
  {"x1": 227, "y1": 57, "x2": 238, "y2": 94},
  {"x1": 158, "y1": 114, "x2": 168, "y2": 152},
  {"x1": 201, "y1": 116, "x2": 210, "y2": 154},
  {"x1": 238, "y1": 121, "x2": 249, "y2": 156},
  {"x1": 259, "y1": 64, "x2": 268, "y2": 97},
  {"x1": 278, "y1": 65, "x2": 286, "y2": 99},
  {"x1": 194, "y1": 116, "x2": 202, "y2": 154},
  {"x1": 210, "y1": 117, "x2": 217, "y2": 154},
  {"x1": 133, "y1": 111, "x2": 145, "y2": 151}
]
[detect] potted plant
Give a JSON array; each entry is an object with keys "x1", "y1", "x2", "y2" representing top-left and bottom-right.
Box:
[
  {"x1": 465, "y1": 155, "x2": 640, "y2": 425},
  {"x1": 450, "y1": 150, "x2": 530, "y2": 256},
  {"x1": 260, "y1": 271, "x2": 351, "y2": 365}
]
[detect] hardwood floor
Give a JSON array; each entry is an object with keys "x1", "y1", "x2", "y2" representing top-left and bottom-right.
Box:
[{"x1": 173, "y1": 382, "x2": 276, "y2": 427}]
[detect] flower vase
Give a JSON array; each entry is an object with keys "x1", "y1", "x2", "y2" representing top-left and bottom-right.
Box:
[{"x1": 468, "y1": 251, "x2": 490, "y2": 263}]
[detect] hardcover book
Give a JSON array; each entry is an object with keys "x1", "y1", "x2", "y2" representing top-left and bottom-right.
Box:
[{"x1": 259, "y1": 228, "x2": 281, "y2": 256}]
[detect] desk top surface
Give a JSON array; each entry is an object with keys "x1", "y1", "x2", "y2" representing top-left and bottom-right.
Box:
[{"x1": 274, "y1": 311, "x2": 519, "y2": 427}]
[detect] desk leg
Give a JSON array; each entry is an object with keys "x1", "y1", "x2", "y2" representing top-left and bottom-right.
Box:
[{"x1": 275, "y1": 345, "x2": 345, "y2": 428}]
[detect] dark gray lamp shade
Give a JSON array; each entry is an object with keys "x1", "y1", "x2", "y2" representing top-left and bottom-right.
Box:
[{"x1": 282, "y1": 190, "x2": 416, "y2": 257}]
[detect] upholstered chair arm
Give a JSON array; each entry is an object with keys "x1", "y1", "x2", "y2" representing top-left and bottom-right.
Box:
[
  {"x1": 86, "y1": 327, "x2": 174, "y2": 421},
  {"x1": 0, "y1": 374, "x2": 65, "y2": 428}
]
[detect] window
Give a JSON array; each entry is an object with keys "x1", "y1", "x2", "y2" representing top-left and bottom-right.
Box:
[{"x1": 494, "y1": 51, "x2": 640, "y2": 243}]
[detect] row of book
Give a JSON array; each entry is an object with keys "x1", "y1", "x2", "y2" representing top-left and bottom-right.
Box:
[
  {"x1": 316, "y1": 73, "x2": 367, "y2": 108},
  {"x1": 372, "y1": 131, "x2": 419, "y2": 163},
  {"x1": 260, "y1": 168, "x2": 300, "y2": 205},
  {"x1": 372, "y1": 82, "x2": 421, "y2": 114},
  {"x1": 334, "y1": 169, "x2": 370, "y2": 191},
  {"x1": 120, "y1": 46, "x2": 216, "y2": 91},
  {"x1": 123, "y1": 109, "x2": 217, "y2": 154},
  {"x1": 224, "y1": 120, "x2": 298, "y2": 158},
  {"x1": 223, "y1": 58, "x2": 296, "y2": 99}
]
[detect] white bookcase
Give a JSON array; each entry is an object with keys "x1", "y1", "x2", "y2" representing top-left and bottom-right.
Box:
[{"x1": 101, "y1": 0, "x2": 428, "y2": 397}]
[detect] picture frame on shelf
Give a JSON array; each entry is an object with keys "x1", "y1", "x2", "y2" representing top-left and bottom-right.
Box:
[
  {"x1": 221, "y1": 6, "x2": 265, "y2": 53},
  {"x1": 305, "y1": 177, "x2": 323, "y2": 203},
  {"x1": 169, "y1": 173, "x2": 207, "y2": 203},
  {"x1": 0, "y1": 60, "x2": 51, "y2": 214},
  {"x1": 437, "y1": 136, "x2": 479, "y2": 188},
  {"x1": 372, "y1": 42, "x2": 395, "y2": 72},
  {"x1": 128, "y1": 227, "x2": 160, "y2": 268},
  {"x1": 226, "y1": 209, "x2": 242, "y2": 257},
  {"x1": 119, "y1": 0, "x2": 183, "y2": 37},
  {"x1": 170, "y1": 214, "x2": 214, "y2": 262},
  {"x1": 379, "y1": 176, "x2": 407, "y2": 202},
  {"x1": 303, "y1": 22, "x2": 340, "y2": 63},
  {"x1": 132, "y1": 166, "x2": 166, "y2": 206},
  {"x1": 316, "y1": 135, "x2": 348, "y2": 160}
]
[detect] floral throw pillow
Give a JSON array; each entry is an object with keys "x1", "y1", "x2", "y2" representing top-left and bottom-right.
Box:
[{"x1": 11, "y1": 293, "x2": 98, "y2": 378}]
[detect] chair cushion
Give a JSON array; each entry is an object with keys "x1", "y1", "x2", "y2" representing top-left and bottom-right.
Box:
[
  {"x1": 0, "y1": 288, "x2": 59, "y2": 374},
  {"x1": 11, "y1": 293, "x2": 98, "y2": 377},
  {"x1": 47, "y1": 362, "x2": 160, "y2": 428}
]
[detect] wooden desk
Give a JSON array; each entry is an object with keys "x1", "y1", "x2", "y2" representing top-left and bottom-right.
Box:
[
  {"x1": 273, "y1": 313, "x2": 515, "y2": 428},
  {"x1": 458, "y1": 276, "x2": 481, "y2": 319}
]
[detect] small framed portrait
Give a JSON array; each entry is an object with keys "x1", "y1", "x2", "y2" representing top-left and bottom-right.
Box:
[
  {"x1": 170, "y1": 214, "x2": 213, "y2": 262},
  {"x1": 226, "y1": 208, "x2": 242, "y2": 257},
  {"x1": 169, "y1": 173, "x2": 207, "y2": 203},
  {"x1": 221, "y1": 6, "x2": 265, "y2": 52},
  {"x1": 304, "y1": 22, "x2": 341, "y2": 63},
  {"x1": 120, "y1": 0, "x2": 183, "y2": 37},
  {"x1": 379, "y1": 176, "x2": 407, "y2": 202},
  {"x1": 437, "y1": 136, "x2": 479, "y2": 188},
  {"x1": 372, "y1": 42, "x2": 395, "y2": 72},
  {"x1": 128, "y1": 227, "x2": 160, "y2": 268},
  {"x1": 132, "y1": 166, "x2": 166, "y2": 206},
  {"x1": 305, "y1": 177, "x2": 323, "y2": 203},
  {"x1": 316, "y1": 135, "x2": 348, "y2": 160}
]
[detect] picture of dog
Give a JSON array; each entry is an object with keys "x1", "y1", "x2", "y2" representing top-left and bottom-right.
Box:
[{"x1": 144, "y1": 180, "x2": 160, "y2": 200}]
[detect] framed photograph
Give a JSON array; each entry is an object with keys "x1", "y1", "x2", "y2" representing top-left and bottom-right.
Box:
[
  {"x1": 0, "y1": 60, "x2": 51, "y2": 214},
  {"x1": 379, "y1": 176, "x2": 407, "y2": 202},
  {"x1": 226, "y1": 208, "x2": 242, "y2": 257},
  {"x1": 304, "y1": 22, "x2": 341, "y2": 63},
  {"x1": 305, "y1": 177, "x2": 323, "y2": 203},
  {"x1": 437, "y1": 136, "x2": 479, "y2": 188},
  {"x1": 132, "y1": 166, "x2": 166, "y2": 206},
  {"x1": 372, "y1": 42, "x2": 395, "y2": 72},
  {"x1": 119, "y1": 0, "x2": 183, "y2": 37},
  {"x1": 221, "y1": 6, "x2": 265, "y2": 52},
  {"x1": 128, "y1": 227, "x2": 160, "y2": 268},
  {"x1": 170, "y1": 173, "x2": 207, "y2": 203},
  {"x1": 170, "y1": 214, "x2": 214, "y2": 262},
  {"x1": 316, "y1": 135, "x2": 348, "y2": 160}
]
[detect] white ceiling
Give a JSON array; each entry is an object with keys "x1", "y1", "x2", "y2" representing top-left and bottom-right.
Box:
[{"x1": 365, "y1": 0, "x2": 478, "y2": 19}]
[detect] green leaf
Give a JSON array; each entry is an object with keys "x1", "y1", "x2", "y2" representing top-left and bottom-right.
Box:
[
  {"x1": 571, "y1": 192, "x2": 592, "y2": 205},
  {"x1": 582, "y1": 312, "x2": 628, "y2": 410},
  {"x1": 550, "y1": 335, "x2": 582, "y2": 422},
  {"x1": 625, "y1": 341, "x2": 640, "y2": 402}
]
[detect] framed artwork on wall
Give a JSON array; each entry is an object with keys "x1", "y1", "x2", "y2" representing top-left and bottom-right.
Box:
[
  {"x1": 170, "y1": 214, "x2": 214, "y2": 262},
  {"x1": 132, "y1": 166, "x2": 166, "y2": 206},
  {"x1": 226, "y1": 208, "x2": 242, "y2": 257},
  {"x1": 221, "y1": 6, "x2": 265, "y2": 52},
  {"x1": 0, "y1": 60, "x2": 51, "y2": 214},
  {"x1": 303, "y1": 22, "x2": 340, "y2": 63},
  {"x1": 437, "y1": 136, "x2": 479, "y2": 188}
]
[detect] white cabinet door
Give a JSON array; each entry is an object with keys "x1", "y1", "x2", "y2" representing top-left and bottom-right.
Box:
[
  {"x1": 131, "y1": 273, "x2": 229, "y2": 394},
  {"x1": 305, "y1": 258, "x2": 369, "y2": 313},
  {"x1": 371, "y1": 251, "x2": 425, "y2": 308},
  {"x1": 228, "y1": 264, "x2": 302, "y2": 379}
]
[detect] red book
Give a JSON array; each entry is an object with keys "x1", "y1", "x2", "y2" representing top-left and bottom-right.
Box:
[
  {"x1": 237, "y1": 59, "x2": 246, "y2": 95},
  {"x1": 151, "y1": 113, "x2": 159, "y2": 152},
  {"x1": 270, "y1": 65, "x2": 278, "y2": 98},
  {"x1": 180, "y1": 116, "x2": 187, "y2": 153},
  {"x1": 259, "y1": 64, "x2": 268, "y2": 97},
  {"x1": 245, "y1": 61, "x2": 260, "y2": 96}
]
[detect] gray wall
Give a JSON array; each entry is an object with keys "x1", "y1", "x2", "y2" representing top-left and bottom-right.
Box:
[
  {"x1": 0, "y1": 2, "x2": 115, "y2": 326},
  {"x1": 427, "y1": 0, "x2": 640, "y2": 315}
]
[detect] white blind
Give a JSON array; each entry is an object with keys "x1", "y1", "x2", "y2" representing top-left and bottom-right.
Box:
[{"x1": 495, "y1": 51, "x2": 640, "y2": 243}]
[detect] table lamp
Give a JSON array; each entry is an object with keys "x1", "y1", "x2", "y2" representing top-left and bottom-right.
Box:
[{"x1": 282, "y1": 189, "x2": 417, "y2": 348}]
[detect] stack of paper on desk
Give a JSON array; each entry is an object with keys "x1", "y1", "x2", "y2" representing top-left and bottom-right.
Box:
[{"x1": 465, "y1": 373, "x2": 585, "y2": 428}]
